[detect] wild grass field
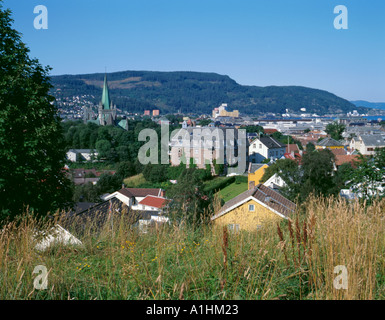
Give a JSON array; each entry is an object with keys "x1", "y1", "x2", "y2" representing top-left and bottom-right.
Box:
[{"x1": 1, "y1": 196, "x2": 385, "y2": 300}]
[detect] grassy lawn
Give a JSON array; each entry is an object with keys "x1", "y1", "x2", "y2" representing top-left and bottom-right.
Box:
[
  {"x1": 123, "y1": 173, "x2": 147, "y2": 187},
  {"x1": 217, "y1": 180, "x2": 248, "y2": 202}
]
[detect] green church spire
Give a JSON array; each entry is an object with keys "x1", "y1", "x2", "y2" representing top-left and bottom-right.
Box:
[{"x1": 101, "y1": 73, "x2": 111, "y2": 110}]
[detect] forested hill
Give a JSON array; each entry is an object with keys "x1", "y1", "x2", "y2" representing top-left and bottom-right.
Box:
[{"x1": 50, "y1": 70, "x2": 363, "y2": 115}]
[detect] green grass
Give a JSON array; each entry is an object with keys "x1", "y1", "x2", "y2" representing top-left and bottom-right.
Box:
[
  {"x1": 123, "y1": 173, "x2": 147, "y2": 187},
  {"x1": 2, "y1": 197, "x2": 385, "y2": 300},
  {"x1": 217, "y1": 180, "x2": 248, "y2": 202}
]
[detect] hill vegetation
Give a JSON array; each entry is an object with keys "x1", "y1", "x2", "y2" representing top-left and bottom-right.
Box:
[{"x1": 51, "y1": 71, "x2": 365, "y2": 116}]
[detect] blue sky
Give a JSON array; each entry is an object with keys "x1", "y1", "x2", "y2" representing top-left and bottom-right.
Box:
[{"x1": 3, "y1": 0, "x2": 385, "y2": 102}]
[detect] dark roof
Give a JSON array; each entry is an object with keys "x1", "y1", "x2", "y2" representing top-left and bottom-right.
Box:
[
  {"x1": 212, "y1": 184, "x2": 296, "y2": 220},
  {"x1": 259, "y1": 136, "x2": 286, "y2": 149},
  {"x1": 118, "y1": 188, "x2": 162, "y2": 198},
  {"x1": 61, "y1": 198, "x2": 142, "y2": 235},
  {"x1": 360, "y1": 135, "x2": 385, "y2": 147},
  {"x1": 248, "y1": 163, "x2": 266, "y2": 174},
  {"x1": 68, "y1": 202, "x2": 96, "y2": 215},
  {"x1": 317, "y1": 137, "x2": 343, "y2": 147}
]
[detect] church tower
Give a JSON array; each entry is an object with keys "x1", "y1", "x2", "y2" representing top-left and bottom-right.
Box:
[{"x1": 98, "y1": 73, "x2": 117, "y2": 126}]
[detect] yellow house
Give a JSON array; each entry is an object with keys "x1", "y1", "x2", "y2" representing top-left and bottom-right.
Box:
[
  {"x1": 248, "y1": 163, "x2": 269, "y2": 189},
  {"x1": 315, "y1": 137, "x2": 344, "y2": 150},
  {"x1": 211, "y1": 184, "x2": 296, "y2": 232}
]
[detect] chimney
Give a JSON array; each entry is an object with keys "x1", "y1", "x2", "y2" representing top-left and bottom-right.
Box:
[
  {"x1": 248, "y1": 180, "x2": 255, "y2": 190},
  {"x1": 160, "y1": 189, "x2": 165, "y2": 198}
]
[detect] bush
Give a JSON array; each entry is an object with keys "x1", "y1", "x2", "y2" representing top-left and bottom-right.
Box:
[{"x1": 203, "y1": 176, "x2": 235, "y2": 193}]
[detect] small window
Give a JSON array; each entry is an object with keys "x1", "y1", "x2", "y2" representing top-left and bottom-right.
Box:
[
  {"x1": 249, "y1": 204, "x2": 255, "y2": 211},
  {"x1": 259, "y1": 144, "x2": 262, "y2": 149},
  {"x1": 227, "y1": 224, "x2": 240, "y2": 233}
]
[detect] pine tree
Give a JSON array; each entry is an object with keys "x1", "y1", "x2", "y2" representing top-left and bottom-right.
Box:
[{"x1": 0, "y1": 3, "x2": 73, "y2": 221}]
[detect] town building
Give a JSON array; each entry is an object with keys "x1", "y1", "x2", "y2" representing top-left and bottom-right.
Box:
[
  {"x1": 83, "y1": 73, "x2": 130, "y2": 130},
  {"x1": 212, "y1": 103, "x2": 239, "y2": 119},
  {"x1": 248, "y1": 163, "x2": 269, "y2": 188},
  {"x1": 211, "y1": 183, "x2": 296, "y2": 232},
  {"x1": 66, "y1": 149, "x2": 98, "y2": 162},
  {"x1": 349, "y1": 134, "x2": 385, "y2": 155},
  {"x1": 262, "y1": 173, "x2": 287, "y2": 191},
  {"x1": 248, "y1": 136, "x2": 286, "y2": 163},
  {"x1": 97, "y1": 74, "x2": 117, "y2": 125},
  {"x1": 169, "y1": 126, "x2": 247, "y2": 173},
  {"x1": 315, "y1": 137, "x2": 344, "y2": 150}
]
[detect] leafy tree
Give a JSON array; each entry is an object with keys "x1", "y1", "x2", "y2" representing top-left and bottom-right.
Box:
[
  {"x1": 73, "y1": 182, "x2": 100, "y2": 203},
  {"x1": 116, "y1": 161, "x2": 136, "y2": 180},
  {"x1": 350, "y1": 149, "x2": 385, "y2": 202},
  {"x1": 167, "y1": 163, "x2": 186, "y2": 180},
  {"x1": 213, "y1": 158, "x2": 224, "y2": 175},
  {"x1": 260, "y1": 159, "x2": 302, "y2": 200},
  {"x1": 97, "y1": 173, "x2": 123, "y2": 194},
  {"x1": 0, "y1": 5, "x2": 73, "y2": 221},
  {"x1": 260, "y1": 159, "x2": 299, "y2": 183},
  {"x1": 95, "y1": 139, "x2": 112, "y2": 158},
  {"x1": 142, "y1": 164, "x2": 168, "y2": 183},
  {"x1": 325, "y1": 121, "x2": 346, "y2": 140},
  {"x1": 300, "y1": 149, "x2": 336, "y2": 201},
  {"x1": 243, "y1": 125, "x2": 264, "y2": 134},
  {"x1": 333, "y1": 162, "x2": 355, "y2": 191},
  {"x1": 198, "y1": 118, "x2": 212, "y2": 126},
  {"x1": 306, "y1": 142, "x2": 316, "y2": 152},
  {"x1": 167, "y1": 168, "x2": 212, "y2": 225}
]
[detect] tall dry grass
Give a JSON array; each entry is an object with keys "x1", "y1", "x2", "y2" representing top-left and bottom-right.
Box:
[{"x1": 0, "y1": 196, "x2": 384, "y2": 300}]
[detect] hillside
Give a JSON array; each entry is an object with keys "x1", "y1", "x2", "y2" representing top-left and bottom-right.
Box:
[
  {"x1": 351, "y1": 100, "x2": 385, "y2": 110},
  {"x1": 50, "y1": 70, "x2": 365, "y2": 116}
]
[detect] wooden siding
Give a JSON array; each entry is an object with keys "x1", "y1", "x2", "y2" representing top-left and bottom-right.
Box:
[{"x1": 213, "y1": 199, "x2": 281, "y2": 232}]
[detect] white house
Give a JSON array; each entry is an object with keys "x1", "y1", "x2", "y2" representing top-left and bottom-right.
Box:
[
  {"x1": 33, "y1": 224, "x2": 82, "y2": 252},
  {"x1": 263, "y1": 173, "x2": 287, "y2": 191},
  {"x1": 349, "y1": 134, "x2": 385, "y2": 156},
  {"x1": 249, "y1": 136, "x2": 286, "y2": 163},
  {"x1": 66, "y1": 149, "x2": 98, "y2": 162}
]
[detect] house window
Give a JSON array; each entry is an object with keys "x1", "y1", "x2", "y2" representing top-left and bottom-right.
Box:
[
  {"x1": 367, "y1": 148, "x2": 374, "y2": 152},
  {"x1": 227, "y1": 224, "x2": 240, "y2": 233},
  {"x1": 248, "y1": 204, "x2": 255, "y2": 211},
  {"x1": 259, "y1": 144, "x2": 262, "y2": 149}
]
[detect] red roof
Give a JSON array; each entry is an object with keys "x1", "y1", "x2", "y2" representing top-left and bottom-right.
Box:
[
  {"x1": 284, "y1": 153, "x2": 296, "y2": 160},
  {"x1": 335, "y1": 155, "x2": 360, "y2": 167},
  {"x1": 264, "y1": 129, "x2": 278, "y2": 134},
  {"x1": 286, "y1": 144, "x2": 300, "y2": 153},
  {"x1": 138, "y1": 195, "x2": 169, "y2": 209},
  {"x1": 330, "y1": 149, "x2": 348, "y2": 156}
]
